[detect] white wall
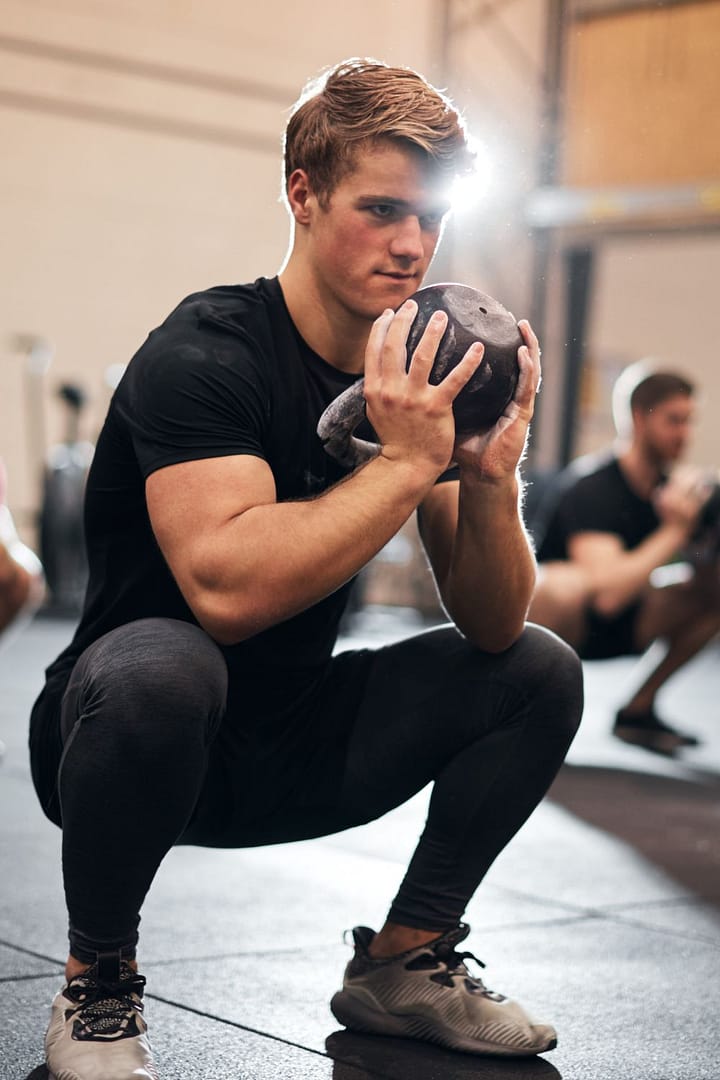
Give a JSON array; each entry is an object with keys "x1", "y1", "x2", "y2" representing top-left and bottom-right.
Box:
[{"x1": 579, "y1": 232, "x2": 720, "y2": 469}]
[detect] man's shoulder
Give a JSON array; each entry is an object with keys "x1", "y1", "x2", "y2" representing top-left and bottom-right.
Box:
[
  {"x1": 156, "y1": 276, "x2": 282, "y2": 341},
  {"x1": 126, "y1": 277, "x2": 289, "y2": 383},
  {"x1": 556, "y1": 449, "x2": 620, "y2": 498},
  {"x1": 566, "y1": 447, "x2": 617, "y2": 481}
]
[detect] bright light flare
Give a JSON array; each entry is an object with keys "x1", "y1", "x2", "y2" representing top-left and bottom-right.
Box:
[{"x1": 450, "y1": 163, "x2": 494, "y2": 216}]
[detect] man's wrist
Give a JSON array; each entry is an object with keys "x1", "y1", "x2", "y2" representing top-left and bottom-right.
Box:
[
  {"x1": 376, "y1": 448, "x2": 446, "y2": 494},
  {"x1": 457, "y1": 464, "x2": 521, "y2": 498},
  {"x1": 659, "y1": 519, "x2": 693, "y2": 544}
]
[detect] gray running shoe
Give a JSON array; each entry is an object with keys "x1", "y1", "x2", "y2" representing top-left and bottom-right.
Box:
[
  {"x1": 45, "y1": 954, "x2": 158, "y2": 1079},
  {"x1": 330, "y1": 924, "x2": 557, "y2": 1057}
]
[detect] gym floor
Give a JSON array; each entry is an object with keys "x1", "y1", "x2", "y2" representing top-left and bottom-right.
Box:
[{"x1": 2, "y1": 609, "x2": 719, "y2": 1080}]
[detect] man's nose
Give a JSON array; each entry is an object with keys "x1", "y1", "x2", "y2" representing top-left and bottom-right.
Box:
[{"x1": 389, "y1": 216, "x2": 425, "y2": 260}]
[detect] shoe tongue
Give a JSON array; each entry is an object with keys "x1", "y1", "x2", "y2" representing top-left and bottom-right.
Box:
[
  {"x1": 96, "y1": 951, "x2": 123, "y2": 983},
  {"x1": 351, "y1": 926, "x2": 377, "y2": 954},
  {"x1": 433, "y1": 923, "x2": 470, "y2": 952}
]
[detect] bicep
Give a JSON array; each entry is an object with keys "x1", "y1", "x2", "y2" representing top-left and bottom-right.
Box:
[{"x1": 146, "y1": 453, "x2": 277, "y2": 600}]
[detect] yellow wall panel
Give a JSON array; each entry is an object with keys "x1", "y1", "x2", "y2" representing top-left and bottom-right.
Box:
[{"x1": 562, "y1": 1, "x2": 720, "y2": 185}]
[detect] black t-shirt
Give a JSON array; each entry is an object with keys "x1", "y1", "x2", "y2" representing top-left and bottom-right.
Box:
[
  {"x1": 535, "y1": 451, "x2": 660, "y2": 563},
  {"x1": 533, "y1": 452, "x2": 661, "y2": 659},
  {"x1": 43, "y1": 277, "x2": 360, "y2": 688},
  {"x1": 30, "y1": 278, "x2": 376, "y2": 816},
  {"x1": 43, "y1": 275, "x2": 455, "y2": 697}
]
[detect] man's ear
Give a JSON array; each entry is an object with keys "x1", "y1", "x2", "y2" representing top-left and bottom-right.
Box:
[{"x1": 286, "y1": 169, "x2": 315, "y2": 225}]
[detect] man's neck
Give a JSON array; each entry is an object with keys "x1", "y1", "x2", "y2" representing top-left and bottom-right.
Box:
[
  {"x1": 278, "y1": 262, "x2": 369, "y2": 374},
  {"x1": 617, "y1": 442, "x2": 664, "y2": 500}
]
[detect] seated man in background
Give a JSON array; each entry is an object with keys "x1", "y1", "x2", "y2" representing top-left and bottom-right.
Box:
[
  {"x1": 0, "y1": 458, "x2": 45, "y2": 647},
  {"x1": 529, "y1": 361, "x2": 720, "y2": 754}
]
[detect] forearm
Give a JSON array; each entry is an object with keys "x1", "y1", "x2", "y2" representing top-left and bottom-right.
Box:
[
  {"x1": 437, "y1": 470, "x2": 536, "y2": 651},
  {"x1": 187, "y1": 454, "x2": 437, "y2": 644},
  {"x1": 591, "y1": 521, "x2": 689, "y2": 616}
]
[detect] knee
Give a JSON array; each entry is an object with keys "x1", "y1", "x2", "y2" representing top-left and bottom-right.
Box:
[
  {"x1": 66, "y1": 619, "x2": 228, "y2": 742},
  {"x1": 515, "y1": 623, "x2": 584, "y2": 734}
]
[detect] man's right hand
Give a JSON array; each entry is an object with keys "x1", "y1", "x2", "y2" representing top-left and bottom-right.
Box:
[
  {"x1": 363, "y1": 300, "x2": 484, "y2": 479},
  {"x1": 654, "y1": 467, "x2": 713, "y2": 537}
]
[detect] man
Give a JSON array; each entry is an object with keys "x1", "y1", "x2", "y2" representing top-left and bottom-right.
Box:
[
  {"x1": 29, "y1": 59, "x2": 583, "y2": 1079},
  {"x1": 529, "y1": 360, "x2": 719, "y2": 754}
]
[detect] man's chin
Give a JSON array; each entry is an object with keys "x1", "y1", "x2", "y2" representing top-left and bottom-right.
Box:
[{"x1": 373, "y1": 276, "x2": 422, "y2": 311}]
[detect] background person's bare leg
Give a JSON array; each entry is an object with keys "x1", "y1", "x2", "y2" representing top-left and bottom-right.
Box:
[
  {"x1": 527, "y1": 562, "x2": 592, "y2": 648},
  {"x1": 613, "y1": 569, "x2": 720, "y2": 751}
]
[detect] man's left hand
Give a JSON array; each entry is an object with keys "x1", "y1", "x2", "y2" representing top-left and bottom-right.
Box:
[{"x1": 453, "y1": 319, "x2": 541, "y2": 480}]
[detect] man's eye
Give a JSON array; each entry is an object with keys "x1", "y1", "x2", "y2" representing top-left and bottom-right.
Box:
[
  {"x1": 369, "y1": 205, "x2": 396, "y2": 219},
  {"x1": 420, "y1": 210, "x2": 445, "y2": 228}
]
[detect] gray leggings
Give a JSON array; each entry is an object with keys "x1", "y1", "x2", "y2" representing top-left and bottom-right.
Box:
[{"x1": 51, "y1": 618, "x2": 583, "y2": 963}]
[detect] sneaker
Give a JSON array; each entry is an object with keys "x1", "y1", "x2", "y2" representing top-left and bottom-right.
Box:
[
  {"x1": 330, "y1": 924, "x2": 557, "y2": 1057},
  {"x1": 45, "y1": 953, "x2": 158, "y2": 1079},
  {"x1": 613, "y1": 708, "x2": 700, "y2": 754}
]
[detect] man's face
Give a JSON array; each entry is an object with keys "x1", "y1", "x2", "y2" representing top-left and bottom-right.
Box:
[
  {"x1": 303, "y1": 141, "x2": 451, "y2": 321},
  {"x1": 634, "y1": 393, "x2": 695, "y2": 466}
]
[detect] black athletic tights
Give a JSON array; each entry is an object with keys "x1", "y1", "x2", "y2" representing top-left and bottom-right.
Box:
[{"x1": 54, "y1": 618, "x2": 583, "y2": 964}]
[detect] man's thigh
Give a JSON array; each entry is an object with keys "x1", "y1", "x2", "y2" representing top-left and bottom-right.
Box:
[
  {"x1": 337, "y1": 622, "x2": 578, "y2": 808},
  {"x1": 633, "y1": 572, "x2": 718, "y2": 649},
  {"x1": 528, "y1": 561, "x2": 591, "y2": 649},
  {"x1": 183, "y1": 622, "x2": 578, "y2": 848},
  {"x1": 181, "y1": 625, "x2": 516, "y2": 846}
]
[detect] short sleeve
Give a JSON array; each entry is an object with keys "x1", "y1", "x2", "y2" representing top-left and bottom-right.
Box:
[
  {"x1": 118, "y1": 324, "x2": 272, "y2": 480},
  {"x1": 552, "y1": 478, "x2": 614, "y2": 536}
]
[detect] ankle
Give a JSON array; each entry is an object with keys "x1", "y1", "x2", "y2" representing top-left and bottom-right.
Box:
[
  {"x1": 65, "y1": 955, "x2": 138, "y2": 980},
  {"x1": 618, "y1": 700, "x2": 655, "y2": 719},
  {"x1": 369, "y1": 923, "x2": 442, "y2": 959}
]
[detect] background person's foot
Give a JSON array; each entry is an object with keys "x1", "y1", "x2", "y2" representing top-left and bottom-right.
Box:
[
  {"x1": 613, "y1": 707, "x2": 700, "y2": 754},
  {"x1": 331, "y1": 923, "x2": 557, "y2": 1057}
]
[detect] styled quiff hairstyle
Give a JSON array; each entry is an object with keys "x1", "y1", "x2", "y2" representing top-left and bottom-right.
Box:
[
  {"x1": 283, "y1": 57, "x2": 476, "y2": 206},
  {"x1": 612, "y1": 359, "x2": 695, "y2": 438}
]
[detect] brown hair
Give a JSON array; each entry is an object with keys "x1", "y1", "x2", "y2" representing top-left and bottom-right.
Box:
[
  {"x1": 283, "y1": 57, "x2": 475, "y2": 206},
  {"x1": 612, "y1": 359, "x2": 695, "y2": 436},
  {"x1": 630, "y1": 371, "x2": 695, "y2": 414}
]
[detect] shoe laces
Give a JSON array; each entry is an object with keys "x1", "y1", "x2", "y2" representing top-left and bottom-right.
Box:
[
  {"x1": 404, "y1": 925, "x2": 489, "y2": 990},
  {"x1": 64, "y1": 964, "x2": 146, "y2": 1039}
]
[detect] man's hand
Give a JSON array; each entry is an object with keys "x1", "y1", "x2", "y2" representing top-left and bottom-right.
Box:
[
  {"x1": 364, "y1": 299, "x2": 485, "y2": 479},
  {"x1": 453, "y1": 320, "x2": 541, "y2": 480},
  {"x1": 654, "y1": 466, "x2": 713, "y2": 537}
]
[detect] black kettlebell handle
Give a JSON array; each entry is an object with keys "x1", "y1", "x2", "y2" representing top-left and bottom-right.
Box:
[{"x1": 316, "y1": 380, "x2": 376, "y2": 469}]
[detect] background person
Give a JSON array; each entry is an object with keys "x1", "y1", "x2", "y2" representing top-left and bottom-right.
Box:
[
  {"x1": 0, "y1": 459, "x2": 44, "y2": 648},
  {"x1": 0, "y1": 458, "x2": 44, "y2": 761},
  {"x1": 29, "y1": 58, "x2": 583, "y2": 1080},
  {"x1": 529, "y1": 360, "x2": 719, "y2": 754}
]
